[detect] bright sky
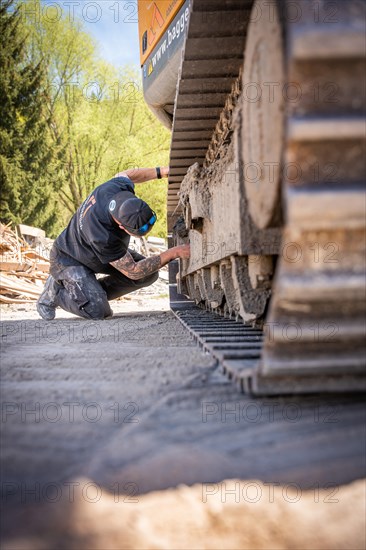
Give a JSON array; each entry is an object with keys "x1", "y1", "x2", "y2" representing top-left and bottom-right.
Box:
[{"x1": 42, "y1": 0, "x2": 141, "y2": 69}]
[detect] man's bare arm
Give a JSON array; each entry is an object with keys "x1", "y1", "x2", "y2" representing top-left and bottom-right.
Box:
[
  {"x1": 110, "y1": 245, "x2": 190, "y2": 280},
  {"x1": 114, "y1": 167, "x2": 169, "y2": 184}
]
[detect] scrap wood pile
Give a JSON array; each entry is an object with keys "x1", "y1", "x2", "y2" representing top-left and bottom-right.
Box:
[
  {"x1": 0, "y1": 225, "x2": 169, "y2": 304},
  {"x1": 0, "y1": 222, "x2": 51, "y2": 303}
]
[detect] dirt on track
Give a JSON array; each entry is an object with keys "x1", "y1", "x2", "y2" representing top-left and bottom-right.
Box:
[{"x1": 1, "y1": 298, "x2": 365, "y2": 549}]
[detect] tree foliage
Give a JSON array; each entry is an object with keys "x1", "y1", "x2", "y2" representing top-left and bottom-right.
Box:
[
  {"x1": 0, "y1": 0, "x2": 64, "y2": 234},
  {"x1": 1, "y1": 0, "x2": 170, "y2": 238}
]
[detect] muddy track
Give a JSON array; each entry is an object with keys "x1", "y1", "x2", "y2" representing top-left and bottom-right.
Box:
[{"x1": 167, "y1": 0, "x2": 366, "y2": 393}]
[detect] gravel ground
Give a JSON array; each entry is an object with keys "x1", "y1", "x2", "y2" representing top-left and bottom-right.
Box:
[{"x1": 1, "y1": 297, "x2": 365, "y2": 549}]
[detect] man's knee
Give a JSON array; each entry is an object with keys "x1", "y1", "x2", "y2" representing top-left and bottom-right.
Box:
[
  {"x1": 60, "y1": 267, "x2": 111, "y2": 320},
  {"x1": 81, "y1": 291, "x2": 112, "y2": 320}
]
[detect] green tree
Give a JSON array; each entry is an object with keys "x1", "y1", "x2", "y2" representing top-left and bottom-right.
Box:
[
  {"x1": 21, "y1": 0, "x2": 171, "y2": 238},
  {"x1": 1, "y1": 0, "x2": 170, "y2": 238},
  {"x1": 0, "y1": 0, "x2": 64, "y2": 236}
]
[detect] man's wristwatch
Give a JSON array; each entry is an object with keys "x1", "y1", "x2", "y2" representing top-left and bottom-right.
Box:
[{"x1": 156, "y1": 167, "x2": 162, "y2": 179}]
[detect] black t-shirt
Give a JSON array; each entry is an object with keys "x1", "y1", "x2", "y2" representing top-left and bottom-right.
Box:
[{"x1": 55, "y1": 177, "x2": 134, "y2": 272}]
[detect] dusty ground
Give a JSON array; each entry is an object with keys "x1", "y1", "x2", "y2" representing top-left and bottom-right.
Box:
[{"x1": 1, "y1": 290, "x2": 365, "y2": 549}]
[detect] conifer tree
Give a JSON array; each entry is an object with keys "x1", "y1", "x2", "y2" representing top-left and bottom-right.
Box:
[{"x1": 0, "y1": 0, "x2": 63, "y2": 236}]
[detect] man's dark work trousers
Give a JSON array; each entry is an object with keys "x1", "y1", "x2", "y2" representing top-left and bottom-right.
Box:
[{"x1": 49, "y1": 245, "x2": 158, "y2": 320}]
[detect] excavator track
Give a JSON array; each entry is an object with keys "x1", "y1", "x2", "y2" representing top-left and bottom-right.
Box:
[
  {"x1": 168, "y1": 0, "x2": 366, "y2": 394},
  {"x1": 172, "y1": 304, "x2": 366, "y2": 395}
]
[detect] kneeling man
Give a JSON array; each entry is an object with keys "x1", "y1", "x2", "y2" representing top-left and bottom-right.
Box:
[{"x1": 37, "y1": 166, "x2": 190, "y2": 320}]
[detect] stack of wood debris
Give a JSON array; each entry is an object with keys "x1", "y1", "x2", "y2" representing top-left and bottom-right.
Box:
[
  {"x1": 0, "y1": 225, "x2": 168, "y2": 304},
  {"x1": 0, "y1": 223, "x2": 52, "y2": 303}
]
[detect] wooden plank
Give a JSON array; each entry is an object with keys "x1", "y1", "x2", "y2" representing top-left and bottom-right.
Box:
[
  {"x1": 0, "y1": 261, "x2": 50, "y2": 272},
  {"x1": 0, "y1": 273, "x2": 42, "y2": 292},
  {"x1": 0, "y1": 261, "x2": 31, "y2": 272},
  {"x1": 17, "y1": 224, "x2": 45, "y2": 238},
  {"x1": 0, "y1": 295, "x2": 37, "y2": 303},
  {"x1": 23, "y1": 250, "x2": 49, "y2": 260}
]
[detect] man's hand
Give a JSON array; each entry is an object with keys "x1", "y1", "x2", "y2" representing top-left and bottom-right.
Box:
[
  {"x1": 161, "y1": 166, "x2": 169, "y2": 178},
  {"x1": 158, "y1": 245, "x2": 190, "y2": 267},
  {"x1": 174, "y1": 244, "x2": 190, "y2": 259}
]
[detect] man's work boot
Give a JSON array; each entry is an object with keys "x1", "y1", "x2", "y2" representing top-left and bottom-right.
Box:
[{"x1": 36, "y1": 275, "x2": 61, "y2": 320}]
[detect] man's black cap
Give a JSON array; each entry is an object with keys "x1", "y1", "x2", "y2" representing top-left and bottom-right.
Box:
[{"x1": 108, "y1": 193, "x2": 154, "y2": 232}]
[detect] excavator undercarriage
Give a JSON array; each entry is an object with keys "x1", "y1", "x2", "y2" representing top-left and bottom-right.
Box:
[{"x1": 140, "y1": 0, "x2": 366, "y2": 394}]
